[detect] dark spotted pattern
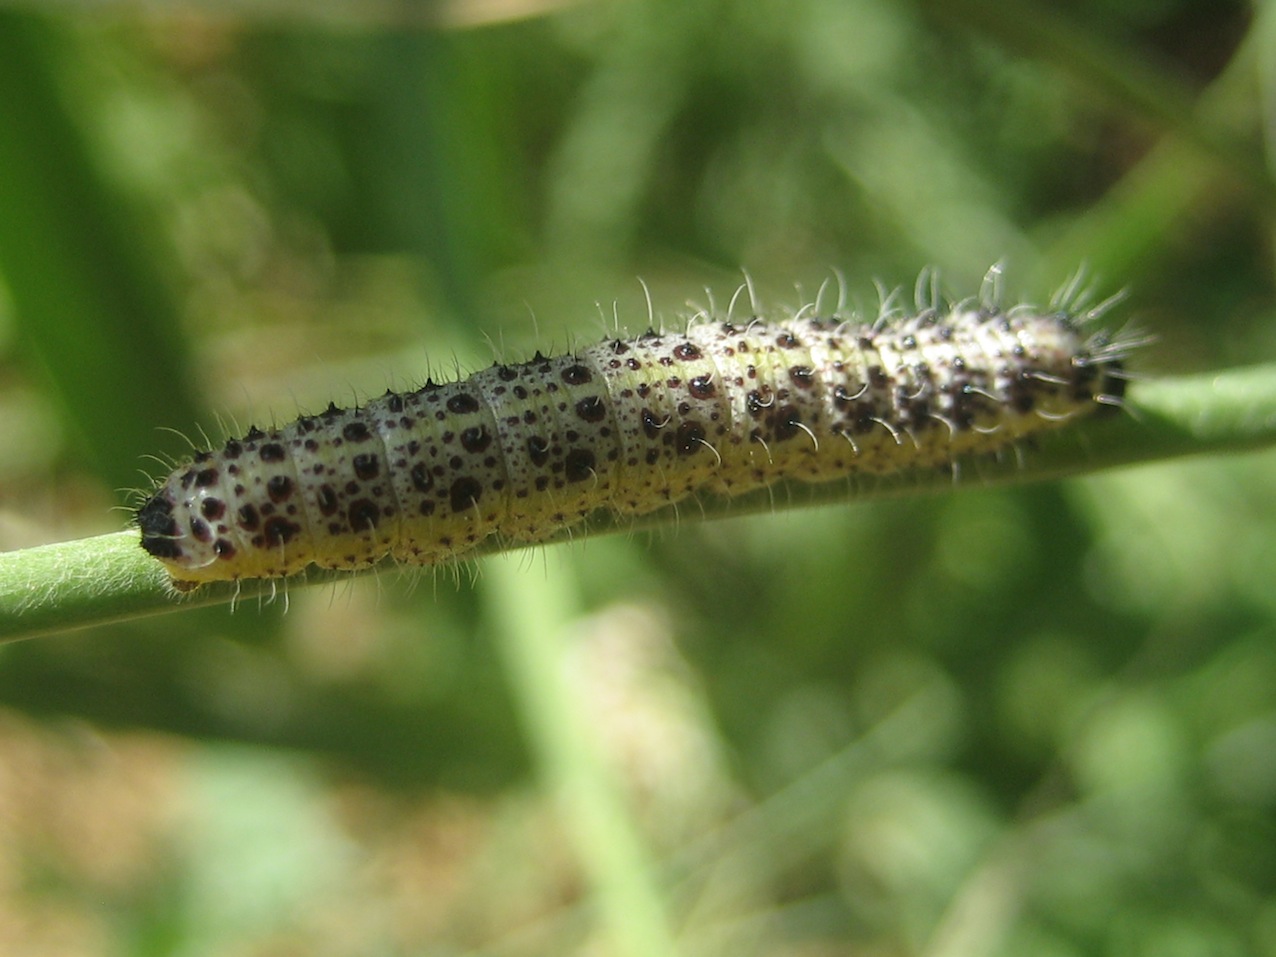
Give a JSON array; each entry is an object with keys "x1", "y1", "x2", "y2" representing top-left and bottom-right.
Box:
[{"x1": 138, "y1": 304, "x2": 1128, "y2": 587}]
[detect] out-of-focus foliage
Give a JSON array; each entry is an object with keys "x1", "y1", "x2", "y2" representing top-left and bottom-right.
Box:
[{"x1": 0, "y1": 0, "x2": 1273, "y2": 954}]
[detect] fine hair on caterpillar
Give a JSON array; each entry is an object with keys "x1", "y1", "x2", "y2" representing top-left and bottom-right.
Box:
[{"x1": 136, "y1": 268, "x2": 1136, "y2": 591}]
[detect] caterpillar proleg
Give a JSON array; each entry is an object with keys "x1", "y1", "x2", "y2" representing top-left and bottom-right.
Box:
[{"x1": 137, "y1": 274, "x2": 1132, "y2": 589}]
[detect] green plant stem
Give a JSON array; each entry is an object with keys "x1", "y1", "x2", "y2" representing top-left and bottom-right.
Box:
[
  {"x1": 2, "y1": 364, "x2": 1274, "y2": 642},
  {"x1": 484, "y1": 554, "x2": 680, "y2": 957}
]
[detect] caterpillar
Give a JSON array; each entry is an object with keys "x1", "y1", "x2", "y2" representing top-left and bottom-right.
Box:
[{"x1": 137, "y1": 276, "x2": 1132, "y2": 590}]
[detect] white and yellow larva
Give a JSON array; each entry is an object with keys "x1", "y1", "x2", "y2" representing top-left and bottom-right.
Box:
[{"x1": 137, "y1": 281, "x2": 1131, "y2": 589}]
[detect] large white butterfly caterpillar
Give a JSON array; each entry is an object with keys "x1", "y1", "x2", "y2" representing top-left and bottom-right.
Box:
[{"x1": 138, "y1": 276, "x2": 1132, "y2": 589}]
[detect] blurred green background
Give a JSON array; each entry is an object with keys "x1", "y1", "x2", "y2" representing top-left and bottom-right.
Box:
[{"x1": 1, "y1": 0, "x2": 1276, "y2": 954}]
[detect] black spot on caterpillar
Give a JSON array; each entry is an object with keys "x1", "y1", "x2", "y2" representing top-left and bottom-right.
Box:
[{"x1": 137, "y1": 275, "x2": 1133, "y2": 590}]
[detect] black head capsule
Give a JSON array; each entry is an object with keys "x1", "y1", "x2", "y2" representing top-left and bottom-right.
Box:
[{"x1": 136, "y1": 491, "x2": 183, "y2": 560}]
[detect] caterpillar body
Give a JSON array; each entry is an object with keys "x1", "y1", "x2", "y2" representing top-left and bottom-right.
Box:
[{"x1": 137, "y1": 286, "x2": 1130, "y2": 589}]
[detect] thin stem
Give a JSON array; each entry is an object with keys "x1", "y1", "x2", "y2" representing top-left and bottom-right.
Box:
[
  {"x1": 1, "y1": 364, "x2": 1273, "y2": 642},
  {"x1": 484, "y1": 553, "x2": 681, "y2": 957}
]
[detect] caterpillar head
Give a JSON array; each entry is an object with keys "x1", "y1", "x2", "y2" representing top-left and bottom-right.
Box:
[
  {"x1": 136, "y1": 477, "x2": 231, "y2": 590},
  {"x1": 137, "y1": 442, "x2": 305, "y2": 589}
]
